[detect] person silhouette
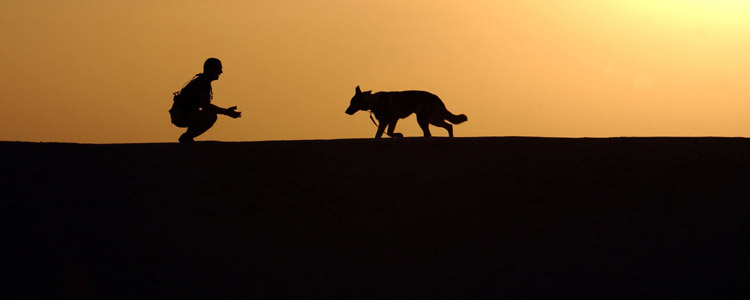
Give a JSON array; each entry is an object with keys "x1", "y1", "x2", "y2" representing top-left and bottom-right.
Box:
[{"x1": 169, "y1": 58, "x2": 241, "y2": 143}]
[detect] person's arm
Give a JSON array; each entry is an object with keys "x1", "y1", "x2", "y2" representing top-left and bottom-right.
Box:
[
  {"x1": 209, "y1": 104, "x2": 241, "y2": 118},
  {"x1": 199, "y1": 91, "x2": 241, "y2": 118}
]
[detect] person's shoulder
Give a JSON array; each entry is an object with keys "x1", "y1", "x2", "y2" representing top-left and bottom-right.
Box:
[
  {"x1": 184, "y1": 75, "x2": 210, "y2": 89},
  {"x1": 193, "y1": 75, "x2": 211, "y2": 87}
]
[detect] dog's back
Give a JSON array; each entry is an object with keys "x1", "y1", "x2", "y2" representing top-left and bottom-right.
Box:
[{"x1": 373, "y1": 90, "x2": 444, "y2": 119}]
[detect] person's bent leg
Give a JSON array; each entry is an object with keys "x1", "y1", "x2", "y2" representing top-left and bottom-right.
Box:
[
  {"x1": 180, "y1": 111, "x2": 218, "y2": 143},
  {"x1": 170, "y1": 110, "x2": 193, "y2": 143}
]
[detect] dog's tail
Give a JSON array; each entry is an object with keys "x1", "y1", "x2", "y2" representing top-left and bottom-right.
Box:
[{"x1": 444, "y1": 107, "x2": 468, "y2": 124}]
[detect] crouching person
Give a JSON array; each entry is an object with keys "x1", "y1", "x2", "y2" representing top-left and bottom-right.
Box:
[{"x1": 170, "y1": 58, "x2": 241, "y2": 143}]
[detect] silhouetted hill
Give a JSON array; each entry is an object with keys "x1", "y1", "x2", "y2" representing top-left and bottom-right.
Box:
[{"x1": 3, "y1": 137, "x2": 750, "y2": 298}]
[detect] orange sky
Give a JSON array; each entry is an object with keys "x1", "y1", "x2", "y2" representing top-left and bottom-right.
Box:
[{"x1": 2, "y1": 1, "x2": 750, "y2": 143}]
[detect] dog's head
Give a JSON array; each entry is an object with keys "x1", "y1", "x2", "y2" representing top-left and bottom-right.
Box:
[{"x1": 345, "y1": 85, "x2": 371, "y2": 115}]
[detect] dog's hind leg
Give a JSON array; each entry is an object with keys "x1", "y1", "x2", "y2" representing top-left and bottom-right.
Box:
[
  {"x1": 417, "y1": 114, "x2": 432, "y2": 137},
  {"x1": 432, "y1": 119, "x2": 454, "y2": 137},
  {"x1": 386, "y1": 119, "x2": 403, "y2": 138}
]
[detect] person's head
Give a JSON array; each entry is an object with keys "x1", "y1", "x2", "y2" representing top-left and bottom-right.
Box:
[{"x1": 203, "y1": 58, "x2": 223, "y2": 81}]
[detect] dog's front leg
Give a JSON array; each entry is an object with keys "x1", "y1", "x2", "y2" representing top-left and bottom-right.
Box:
[
  {"x1": 375, "y1": 121, "x2": 387, "y2": 139},
  {"x1": 387, "y1": 120, "x2": 403, "y2": 138}
]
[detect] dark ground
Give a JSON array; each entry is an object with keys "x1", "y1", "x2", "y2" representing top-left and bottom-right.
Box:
[{"x1": 3, "y1": 137, "x2": 750, "y2": 298}]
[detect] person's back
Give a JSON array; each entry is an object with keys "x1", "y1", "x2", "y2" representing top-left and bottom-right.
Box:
[
  {"x1": 171, "y1": 75, "x2": 211, "y2": 114},
  {"x1": 169, "y1": 58, "x2": 241, "y2": 143}
]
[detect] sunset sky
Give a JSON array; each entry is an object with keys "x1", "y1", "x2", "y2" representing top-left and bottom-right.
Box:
[{"x1": 2, "y1": 1, "x2": 750, "y2": 143}]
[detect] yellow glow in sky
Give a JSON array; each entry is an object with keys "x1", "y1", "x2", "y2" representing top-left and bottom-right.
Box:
[{"x1": 1, "y1": 0, "x2": 750, "y2": 143}]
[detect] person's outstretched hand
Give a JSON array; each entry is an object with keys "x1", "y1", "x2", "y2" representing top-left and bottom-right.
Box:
[{"x1": 226, "y1": 106, "x2": 241, "y2": 118}]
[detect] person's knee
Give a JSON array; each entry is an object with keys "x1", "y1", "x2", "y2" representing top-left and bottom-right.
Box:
[
  {"x1": 200, "y1": 112, "x2": 217, "y2": 128},
  {"x1": 195, "y1": 110, "x2": 217, "y2": 126}
]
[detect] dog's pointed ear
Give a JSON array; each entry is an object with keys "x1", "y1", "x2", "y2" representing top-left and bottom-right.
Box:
[
  {"x1": 365, "y1": 90, "x2": 372, "y2": 94},
  {"x1": 355, "y1": 85, "x2": 361, "y2": 95}
]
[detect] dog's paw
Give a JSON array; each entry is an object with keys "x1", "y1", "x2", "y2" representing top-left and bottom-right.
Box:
[{"x1": 389, "y1": 133, "x2": 404, "y2": 138}]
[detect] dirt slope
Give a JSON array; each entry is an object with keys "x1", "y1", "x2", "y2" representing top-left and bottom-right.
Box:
[{"x1": 3, "y1": 137, "x2": 750, "y2": 298}]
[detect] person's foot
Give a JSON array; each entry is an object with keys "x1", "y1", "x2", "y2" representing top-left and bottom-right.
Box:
[{"x1": 178, "y1": 134, "x2": 194, "y2": 143}]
